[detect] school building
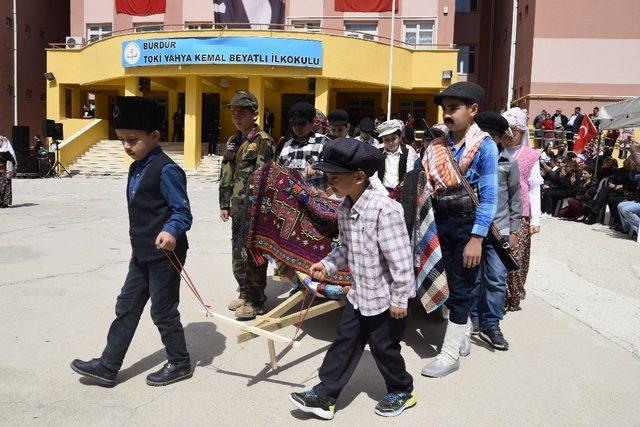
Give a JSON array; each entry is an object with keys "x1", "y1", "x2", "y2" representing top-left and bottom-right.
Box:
[{"x1": 46, "y1": 0, "x2": 464, "y2": 169}]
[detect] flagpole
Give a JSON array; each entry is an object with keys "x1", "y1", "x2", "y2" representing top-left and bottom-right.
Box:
[{"x1": 386, "y1": 0, "x2": 396, "y2": 121}]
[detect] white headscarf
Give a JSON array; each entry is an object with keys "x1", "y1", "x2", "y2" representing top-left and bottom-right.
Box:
[
  {"x1": 0, "y1": 135, "x2": 17, "y2": 166},
  {"x1": 502, "y1": 107, "x2": 531, "y2": 147}
]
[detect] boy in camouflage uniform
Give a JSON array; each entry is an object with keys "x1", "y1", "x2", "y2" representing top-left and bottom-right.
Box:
[{"x1": 219, "y1": 91, "x2": 274, "y2": 320}]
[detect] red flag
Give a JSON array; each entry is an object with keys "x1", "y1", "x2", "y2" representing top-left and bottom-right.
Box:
[
  {"x1": 335, "y1": 0, "x2": 398, "y2": 12},
  {"x1": 116, "y1": 0, "x2": 166, "y2": 16},
  {"x1": 573, "y1": 114, "x2": 599, "y2": 153}
]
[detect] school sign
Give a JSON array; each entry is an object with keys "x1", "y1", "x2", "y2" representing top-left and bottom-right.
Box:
[{"x1": 121, "y1": 36, "x2": 323, "y2": 68}]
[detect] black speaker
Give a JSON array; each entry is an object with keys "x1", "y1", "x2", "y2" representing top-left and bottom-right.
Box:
[
  {"x1": 139, "y1": 77, "x2": 151, "y2": 92},
  {"x1": 12, "y1": 125, "x2": 29, "y2": 156},
  {"x1": 44, "y1": 119, "x2": 56, "y2": 138},
  {"x1": 54, "y1": 122, "x2": 64, "y2": 140}
]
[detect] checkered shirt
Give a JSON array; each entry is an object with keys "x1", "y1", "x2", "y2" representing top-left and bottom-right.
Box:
[
  {"x1": 278, "y1": 134, "x2": 328, "y2": 189},
  {"x1": 321, "y1": 184, "x2": 416, "y2": 316}
]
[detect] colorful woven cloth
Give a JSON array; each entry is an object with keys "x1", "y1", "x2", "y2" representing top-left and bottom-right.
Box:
[{"x1": 244, "y1": 162, "x2": 449, "y2": 312}]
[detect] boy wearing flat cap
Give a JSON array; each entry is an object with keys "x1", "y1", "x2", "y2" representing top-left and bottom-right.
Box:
[
  {"x1": 71, "y1": 96, "x2": 193, "y2": 387},
  {"x1": 289, "y1": 138, "x2": 416, "y2": 420},
  {"x1": 279, "y1": 101, "x2": 328, "y2": 190},
  {"x1": 355, "y1": 117, "x2": 379, "y2": 147},
  {"x1": 376, "y1": 119, "x2": 419, "y2": 192},
  {"x1": 469, "y1": 112, "x2": 521, "y2": 350},
  {"x1": 219, "y1": 91, "x2": 274, "y2": 320},
  {"x1": 327, "y1": 109, "x2": 351, "y2": 139},
  {"x1": 420, "y1": 82, "x2": 499, "y2": 378}
]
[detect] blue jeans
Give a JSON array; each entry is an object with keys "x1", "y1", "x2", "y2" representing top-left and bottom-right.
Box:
[
  {"x1": 618, "y1": 200, "x2": 640, "y2": 233},
  {"x1": 470, "y1": 237, "x2": 507, "y2": 329}
]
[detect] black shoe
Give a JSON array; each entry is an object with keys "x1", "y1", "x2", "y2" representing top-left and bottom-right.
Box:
[
  {"x1": 375, "y1": 391, "x2": 417, "y2": 417},
  {"x1": 146, "y1": 362, "x2": 193, "y2": 386},
  {"x1": 70, "y1": 358, "x2": 117, "y2": 387},
  {"x1": 479, "y1": 325, "x2": 509, "y2": 350},
  {"x1": 584, "y1": 214, "x2": 597, "y2": 225},
  {"x1": 471, "y1": 317, "x2": 480, "y2": 335},
  {"x1": 289, "y1": 390, "x2": 335, "y2": 420}
]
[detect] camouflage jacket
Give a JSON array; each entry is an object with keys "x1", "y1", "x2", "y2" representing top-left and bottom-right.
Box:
[{"x1": 219, "y1": 126, "x2": 274, "y2": 216}]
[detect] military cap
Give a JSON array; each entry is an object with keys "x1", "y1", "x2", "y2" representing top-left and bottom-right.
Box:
[
  {"x1": 475, "y1": 111, "x2": 509, "y2": 137},
  {"x1": 327, "y1": 109, "x2": 349, "y2": 126},
  {"x1": 313, "y1": 137, "x2": 384, "y2": 177},
  {"x1": 288, "y1": 101, "x2": 316, "y2": 123},
  {"x1": 226, "y1": 91, "x2": 258, "y2": 109},
  {"x1": 358, "y1": 117, "x2": 375, "y2": 133},
  {"x1": 112, "y1": 96, "x2": 159, "y2": 131},
  {"x1": 433, "y1": 81, "x2": 485, "y2": 106}
]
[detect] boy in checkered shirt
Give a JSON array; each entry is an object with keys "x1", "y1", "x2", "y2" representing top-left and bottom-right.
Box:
[{"x1": 288, "y1": 138, "x2": 416, "y2": 420}]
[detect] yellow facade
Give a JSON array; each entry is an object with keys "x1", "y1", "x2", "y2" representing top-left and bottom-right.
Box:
[{"x1": 47, "y1": 30, "x2": 457, "y2": 169}]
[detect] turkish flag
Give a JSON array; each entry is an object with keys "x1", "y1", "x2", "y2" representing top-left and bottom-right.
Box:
[
  {"x1": 573, "y1": 114, "x2": 599, "y2": 153},
  {"x1": 335, "y1": 0, "x2": 399, "y2": 12},
  {"x1": 116, "y1": 0, "x2": 166, "y2": 16}
]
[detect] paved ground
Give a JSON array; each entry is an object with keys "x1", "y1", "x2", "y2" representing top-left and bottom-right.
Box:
[{"x1": 2, "y1": 177, "x2": 639, "y2": 426}]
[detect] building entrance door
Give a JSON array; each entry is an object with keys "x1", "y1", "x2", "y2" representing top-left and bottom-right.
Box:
[{"x1": 202, "y1": 93, "x2": 221, "y2": 154}]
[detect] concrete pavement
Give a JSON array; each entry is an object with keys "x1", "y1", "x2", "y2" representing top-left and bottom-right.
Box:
[{"x1": 1, "y1": 177, "x2": 639, "y2": 426}]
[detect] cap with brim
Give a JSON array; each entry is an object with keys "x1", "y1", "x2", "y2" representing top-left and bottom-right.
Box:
[
  {"x1": 327, "y1": 109, "x2": 349, "y2": 126},
  {"x1": 376, "y1": 119, "x2": 404, "y2": 138},
  {"x1": 358, "y1": 117, "x2": 375, "y2": 133},
  {"x1": 313, "y1": 137, "x2": 384, "y2": 177},
  {"x1": 433, "y1": 81, "x2": 485, "y2": 106},
  {"x1": 475, "y1": 111, "x2": 508, "y2": 137},
  {"x1": 288, "y1": 101, "x2": 316, "y2": 124},
  {"x1": 225, "y1": 91, "x2": 258, "y2": 109},
  {"x1": 313, "y1": 159, "x2": 356, "y2": 174}
]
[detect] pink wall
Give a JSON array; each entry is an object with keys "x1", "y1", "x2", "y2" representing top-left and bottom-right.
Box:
[
  {"x1": 184, "y1": 0, "x2": 214, "y2": 22},
  {"x1": 437, "y1": 0, "x2": 455, "y2": 46}
]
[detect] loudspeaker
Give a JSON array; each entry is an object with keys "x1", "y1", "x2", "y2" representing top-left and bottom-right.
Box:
[
  {"x1": 12, "y1": 125, "x2": 29, "y2": 156},
  {"x1": 54, "y1": 122, "x2": 64, "y2": 140},
  {"x1": 139, "y1": 77, "x2": 151, "y2": 92},
  {"x1": 44, "y1": 119, "x2": 56, "y2": 138}
]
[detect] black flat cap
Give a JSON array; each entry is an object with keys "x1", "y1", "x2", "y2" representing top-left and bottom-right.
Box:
[
  {"x1": 226, "y1": 91, "x2": 258, "y2": 109},
  {"x1": 113, "y1": 96, "x2": 159, "y2": 131},
  {"x1": 327, "y1": 109, "x2": 349, "y2": 126},
  {"x1": 433, "y1": 81, "x2": 485, "y2": 106},
  {"x1": 475, "y1": 111, "x2": 509, "y2": 137},
  {"x1": 358, "y1": 117, "x2": 375, "y2": 133},
  {"x1": 313, "y1": 137, "x2": 384, "y2": 177},
  {"x1": 289, "y1": 101, "x2": 316, "y2": 124}
]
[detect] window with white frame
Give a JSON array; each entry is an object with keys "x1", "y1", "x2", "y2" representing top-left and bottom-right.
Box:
[
  {"x1": 291, "y1": 20, "x2": 321, "y2": 33},
  {"x1": 344, "y1": 22, "x2": 378, "y2": 40},
  {"x1": 403, "y1": 21, "x2": 434, "y2": 48},
  {"x1": 457, "y1": 45, "x2": 476, "y2": 74},
  {"x1": 186, "y1": 22, "x2": 214, "y2": 30},
  {"x1": 86, "y1": 23, "x2": 112, "y2": 42},
  {"x1": 134, "y1": 23, "x2": 163, "y2": 33}
]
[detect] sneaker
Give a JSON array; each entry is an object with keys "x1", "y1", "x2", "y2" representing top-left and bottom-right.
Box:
[
  {"x1": 479, "y1": 325, "x2": 509, "y2": 350},
  {"x1": 471, "y1": 317, "x2": 480, "y2": 335},
  {"x1": 374, "y1": 391, "x2": 417, "y2": 417},
  {"x1": 289, "y1": 390, "x2": 335, "y2": 420}
]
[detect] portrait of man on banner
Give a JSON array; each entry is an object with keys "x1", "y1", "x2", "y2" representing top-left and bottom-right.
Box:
[{"x1": 213, "y1": 0, "x2": 285, "y2": 30}]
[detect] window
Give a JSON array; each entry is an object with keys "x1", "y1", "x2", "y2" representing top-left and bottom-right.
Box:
[
  {"x1": 457, "y1": 45, "x2": 476, "y2": 74},
  {"x1": 86, "y1": 23, "x2": 112, "y2": 42},
  {"x1": 134, "y1": 23, "x2": 163, "y2": 33},
  {"x1": 5, "y1": 17, "x2": 12, "y2": 28},
  {"x1": 186, "y1": 23, "x2": 213, "y2": 30},
  {"x1": 344, "y1": 22, "x2": 378, "y2": 41},
  {"x1": 403, "y1": 21, "x2": 434, "y2": 48},
  {"x1": 291, "y1": 20, "x2": 321, "y2": 33},
  {"x1": 25, "y1": 89, "x2": 32, "y2": 100},
  {"x1": 39, "y1": 30, "x2": 45, "y2": 40},
  {"x1": 399, "y1": 100, "x2": 427, "y2": 128},
  {"x1": 456, "y1": 0, "x2": 478, "y2": 12}
]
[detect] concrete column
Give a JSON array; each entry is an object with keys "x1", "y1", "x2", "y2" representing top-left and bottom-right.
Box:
[
  {"x1": 94, "y1": 93, "x2": 109, "y2": 118},
  {"x1": 248, "y1": 76, "x2": 265, "y2": 128},
  {"x1": 70, "y1": 87, "x2": 81, "y2": 118},
  {"x1": 314, "y1": 78, "x2": 331, "y2": 115},
  {"x1": 46, "y1": 82, "x2": 65, "y2": 121},
  {"x1": 124, "y1": 77, "x2": 141, "y2": 97},
  {"x1": 167, "y1": 89, "x2": 178, "y2": 142},
  {"x1": 184, "y1": 75, "x2": 202, "y2": 170}
]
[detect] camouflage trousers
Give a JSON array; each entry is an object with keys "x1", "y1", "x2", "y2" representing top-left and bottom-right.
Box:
[{"x1": 231, "y1": 215, "x2": 268, "y2": 305}]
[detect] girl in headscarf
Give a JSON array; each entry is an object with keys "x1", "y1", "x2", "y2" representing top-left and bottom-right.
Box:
[
  {"x1": 0, "y1": 135, "x2": 17, "y2": 208},
  {"x1": 501, "y1": 108, "x2": 544, "y2": 311}
]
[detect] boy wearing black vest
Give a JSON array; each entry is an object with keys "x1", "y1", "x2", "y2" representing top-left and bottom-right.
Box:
[
  {"x1": 376, "y1": 120, "x2": 418, "y2": 192},
  {"x1": 71, "y1": 97, "x2": 193, "y2": 387}
]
